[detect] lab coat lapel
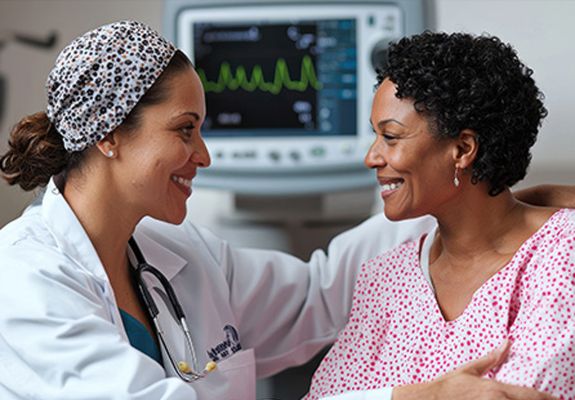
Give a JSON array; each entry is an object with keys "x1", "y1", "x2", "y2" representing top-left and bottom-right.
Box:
[
  {"x1": 41, "y1": 178, "x2": 108, "y2": 283},
  {"x1": 132, "y1": 231, "x2": 187, "y2": 281}
]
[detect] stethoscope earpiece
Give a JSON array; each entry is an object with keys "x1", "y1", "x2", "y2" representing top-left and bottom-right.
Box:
[
  {"x1": 178, "y1": 360, "x2": 217, "y2": 375},
  {"x1": 204, "y1": 361, "x2": 217, "y2": 374},
  {"x1": 178, "y1": 361, "x2": 192, "y2": 374}
]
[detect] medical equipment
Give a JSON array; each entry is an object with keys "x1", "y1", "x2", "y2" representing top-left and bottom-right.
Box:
[
  {"x1": 164, "y1": 0, "x2": 425, "y2": 195},
  {"x1": 128, "y1": 237, "x2": 217, "y2": 382}
]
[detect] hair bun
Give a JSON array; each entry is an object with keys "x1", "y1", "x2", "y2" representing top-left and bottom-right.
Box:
[{"x1": 0, "y1": 112, "x2": 68, "y2": 191}]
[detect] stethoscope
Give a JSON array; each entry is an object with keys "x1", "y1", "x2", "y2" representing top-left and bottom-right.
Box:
[{"x1": 128, "y1": 237, "x2": 217, "y2": 382}]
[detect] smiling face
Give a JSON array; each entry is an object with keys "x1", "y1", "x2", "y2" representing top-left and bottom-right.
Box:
[
  {"x1": 113, "y1": 67, "x2": 210, "y2": 224},
  {"x1": 365, "y1": 79, "x2": 458, "y2": 221}
]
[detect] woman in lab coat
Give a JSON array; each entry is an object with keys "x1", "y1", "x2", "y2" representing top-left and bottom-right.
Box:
[{"x1": 0, "y1": 21, "x2": 568, "y2": 400}]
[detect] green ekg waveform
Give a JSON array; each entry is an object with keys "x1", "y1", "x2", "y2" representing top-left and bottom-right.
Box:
[{"x1": 198, "y1": 55, "x2": 323, "y2": 94}]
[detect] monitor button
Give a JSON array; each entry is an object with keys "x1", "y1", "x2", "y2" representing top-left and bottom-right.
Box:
[
  {"x1": 289, "y1": 151, "x2": 301, "y2": 161},
  {"x1": 269, "y1": 151, "x2": 281, "y2": 161},
  {"x1": 371, "y1": 38, "x2": 394, "y2": 72},
  {"x1": 310, "y1": 146, "x2": 326, "y2": 157},
  {"x1": 341, "y1": 143, "x2": 354, "y2": 154}
]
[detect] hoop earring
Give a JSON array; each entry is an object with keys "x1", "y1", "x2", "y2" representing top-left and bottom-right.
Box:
[
  {"x1": 454, "y1": 167, "x2": 460, "y2": 187},
  {"x1": 106, "y1": 150, "x2": 114, "y2": 158}
]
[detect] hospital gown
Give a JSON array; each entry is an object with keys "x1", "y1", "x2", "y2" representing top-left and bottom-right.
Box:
[{"x1": 305, "y1": 208, "x2": 575, "y2": 400}]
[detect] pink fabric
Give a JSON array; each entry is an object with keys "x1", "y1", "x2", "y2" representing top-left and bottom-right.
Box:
[{"x1": 306, "y1": 209, "x2": 575, "y2": 400}]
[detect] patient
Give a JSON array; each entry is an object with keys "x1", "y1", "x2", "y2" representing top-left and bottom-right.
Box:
[{"x1": 305, "y1": 32, "x2": 575, "y2": 399}]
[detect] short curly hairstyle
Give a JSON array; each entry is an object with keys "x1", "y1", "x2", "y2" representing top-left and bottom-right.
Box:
[{"x1": 377, "y1": 31, "x2": 547, "y2": 196}]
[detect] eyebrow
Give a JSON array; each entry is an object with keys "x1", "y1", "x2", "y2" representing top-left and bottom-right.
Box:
[
  {"x1": 173, "y1": 111, "x2": 201, "y2": 122},
  {"x1": 376, "y1": 118, "x2": 406, "y2": 130}
]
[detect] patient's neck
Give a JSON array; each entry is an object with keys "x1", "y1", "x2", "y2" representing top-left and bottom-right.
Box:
[{"x1": 432, "y1": 184, "x2": 526, "y2": 261}]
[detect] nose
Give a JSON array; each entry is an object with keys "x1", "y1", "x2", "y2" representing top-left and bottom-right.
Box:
[
  {"x1": 364, "y1": 137, "x2": 386, "y2": 169},
  {"x1": 191, "y1": 134, "x2": 211, "y2": 168}
]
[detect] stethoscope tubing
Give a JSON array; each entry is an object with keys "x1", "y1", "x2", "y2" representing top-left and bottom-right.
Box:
[{"x1": 127, "y1": 237, "x2": 207, "y2": 381}]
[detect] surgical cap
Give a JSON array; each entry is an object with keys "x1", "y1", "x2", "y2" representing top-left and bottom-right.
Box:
[{"x1": 46, "y1": 20, "x2": 177, "y2": 152}]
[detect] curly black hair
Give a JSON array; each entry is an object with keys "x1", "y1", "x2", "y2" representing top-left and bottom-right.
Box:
[{"x1": 377, "y1": 31, "x2": 547, "y2": 196}]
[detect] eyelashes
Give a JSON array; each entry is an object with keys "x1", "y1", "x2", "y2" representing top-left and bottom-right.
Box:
[
  {"x1": 179, "y1": 124, "x2": 196, "y2": 140},
  {"x1": 382, "y1": 133, "x2": 398, "y2": 142}
]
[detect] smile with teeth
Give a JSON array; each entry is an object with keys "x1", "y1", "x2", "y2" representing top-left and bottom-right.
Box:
[
  {"x1": 380, "y1": 181, "x2": 403, "y2": 191},
  {"x1": 171, "y1": 175, "x2": 192, "y2": 188}
]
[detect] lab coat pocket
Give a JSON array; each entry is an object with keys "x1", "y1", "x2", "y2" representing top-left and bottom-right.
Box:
[{"x1": 217, "y1": 348, "x2": 256, "y2": 400}]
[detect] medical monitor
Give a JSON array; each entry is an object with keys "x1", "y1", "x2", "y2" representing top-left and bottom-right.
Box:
[{"x1": 166, "y1": 0, "x2": 425, "y2": 195}]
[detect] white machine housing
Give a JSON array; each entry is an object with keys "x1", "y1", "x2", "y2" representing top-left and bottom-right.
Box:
[{"x1": 165, "y1": 0, "x2": 425, "y2": 195}]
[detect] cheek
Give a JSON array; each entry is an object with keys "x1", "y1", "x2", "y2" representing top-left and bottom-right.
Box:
[
  {"x1": 386, "y1": 148, "x2": 414, "y2": 171},
  {"x1": 127, "y1": 150, "x2": 169, "y2": 188},
  {"x1": 417, "y1": 155, "x2": 453, "y2": 190}
]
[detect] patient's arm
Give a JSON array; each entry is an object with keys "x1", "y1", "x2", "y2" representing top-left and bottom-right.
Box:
[
  {"x1": 393, "y1": 342, "x2": 557, "y2": 400},
  {"x1": 514, "y1": 184, "x2": 575, "y2": 208}
]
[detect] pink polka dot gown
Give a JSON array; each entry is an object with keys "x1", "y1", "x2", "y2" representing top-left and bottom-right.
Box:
[{"x1": 306, "y1": 209, "x2": 575, "y2": 400}]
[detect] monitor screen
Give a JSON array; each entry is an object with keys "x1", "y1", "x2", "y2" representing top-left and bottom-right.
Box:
[{"x1": 192, "y1": 19, "x2": 357, "y2": 138}]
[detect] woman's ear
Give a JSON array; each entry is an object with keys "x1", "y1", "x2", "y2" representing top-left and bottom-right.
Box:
[
  {"x1": 452, "y1": 129, "x2": 478, "y2": 169},
  {"x1": 95, "y1": 133, "x2": 119, "y2": 159}
]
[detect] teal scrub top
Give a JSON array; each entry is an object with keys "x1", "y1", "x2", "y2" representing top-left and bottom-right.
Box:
[{"x1": 119, "y1": 308, "x2": 163, "y2": 366}]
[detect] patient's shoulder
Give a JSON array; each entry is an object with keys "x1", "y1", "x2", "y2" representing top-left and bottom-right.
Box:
[
  {"x1": 359, "y1": 238, "x2": 421, "y2": 282},
  {"x1": 517, "y1": 208, "x2": 575, "y2": 285}
]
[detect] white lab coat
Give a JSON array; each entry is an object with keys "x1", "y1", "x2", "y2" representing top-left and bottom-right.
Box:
[{"x1": 0, "y1": 178, "x2": 435, "y2": 399}]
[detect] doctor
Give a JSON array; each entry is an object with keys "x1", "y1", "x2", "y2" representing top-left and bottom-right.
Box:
[{"x1": 0, "y1": 20, "x2": 572, "y2": 400}]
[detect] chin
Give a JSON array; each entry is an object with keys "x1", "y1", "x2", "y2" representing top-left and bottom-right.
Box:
[
  {"x1": 384, "y1": 204, "x2": 427, "y2": 223},
  {"x1": 169, "y1": 210, "x2": 188, "y2": 225},
  {"x1": 152, "y1": 206, "x2": 188, "y2": 225},
  {"x1": 384, "y1": 212, "x2": 404, "y2": 222},
  {"x1": 167, "y1": 214, "x2": 187, "y2": 225},
  {"x1": 383, "y1": 204, "x2": 411, "y2": 222}
]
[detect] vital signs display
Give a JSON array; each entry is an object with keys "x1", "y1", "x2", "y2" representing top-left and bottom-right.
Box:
[{"x1": 193, "y1": 19, "x2": 356, "y2": 137}]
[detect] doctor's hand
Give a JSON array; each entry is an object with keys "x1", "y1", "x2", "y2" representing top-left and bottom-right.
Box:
[
  {"x1": 514, "y1": 184, "x2": 575, "y2": 209},
  {"x1": 391, "y1": 341, "x2": 558, "y2": 400}
]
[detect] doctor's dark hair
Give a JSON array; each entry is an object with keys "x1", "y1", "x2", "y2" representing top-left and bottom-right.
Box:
[
  {"x1": 376, "y1": 31, "x2": 547, "y2": 196},
  {"x1": 0, "y1": 50, "x2": 192, "y2": 191}
]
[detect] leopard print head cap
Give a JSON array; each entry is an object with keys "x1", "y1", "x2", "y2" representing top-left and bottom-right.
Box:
[{"x1": 46, "y1": 20, "x2": 177, "y2": 152}]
